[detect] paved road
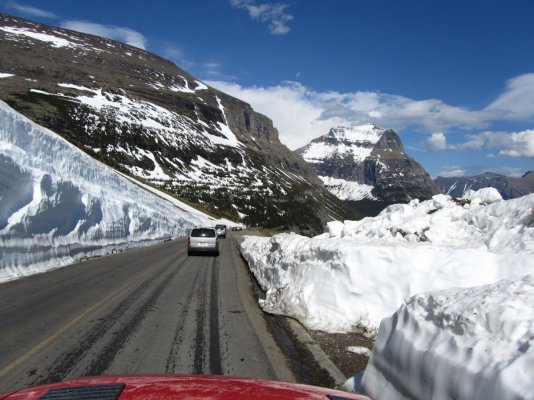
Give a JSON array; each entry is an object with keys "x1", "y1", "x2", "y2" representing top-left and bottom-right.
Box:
[{"x1": 0, "y1": 234, "x2": 296, "y2": 393}]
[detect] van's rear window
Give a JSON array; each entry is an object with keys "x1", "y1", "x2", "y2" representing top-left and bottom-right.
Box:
[{"x1": 191, "y1": 228, "x2": 216, "y2": 237}]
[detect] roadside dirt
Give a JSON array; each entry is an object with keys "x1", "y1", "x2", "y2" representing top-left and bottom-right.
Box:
[{"x1": 307, "y1": 329, "x2": 374, "y2": 379}]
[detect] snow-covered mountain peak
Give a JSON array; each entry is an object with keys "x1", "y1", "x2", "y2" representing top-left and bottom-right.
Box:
[
  {"x1": 328, "y1": 124, "x2": 385, "y2": 144},
  {"x1": 299, "y1": 124, "x2": 386, "y2": 165},
  {"x1": 297, "y1": 125, "x2": 440, "y2": 206}
]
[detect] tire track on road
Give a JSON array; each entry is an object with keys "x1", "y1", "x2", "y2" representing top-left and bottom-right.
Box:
[
  {"x1": 193, "y1": 257, "x2": 210, "y2": 374},
  {"x1": 33, "y1": 251, "x2": 185, "y2": 384},
  {"x1": 85, "y1": 255, "x2": 187, "y2": 376},
  {"x1": 209, "y1": 256, "x2": 222, "y2": 375},
  {"x1": 165, "y1": 265, "x2": 201, "y2": 373}
]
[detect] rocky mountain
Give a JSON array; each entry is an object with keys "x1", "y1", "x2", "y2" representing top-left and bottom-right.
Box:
[
  {"x1": 0, "y1": 14, "x2": 362, "y2": 231},
  {"x1": 435, "y1": 171, "x2": 534, "y2": 199},
  {"x1": 297, "y1": 124, "x2": 441, "y2": 214}
]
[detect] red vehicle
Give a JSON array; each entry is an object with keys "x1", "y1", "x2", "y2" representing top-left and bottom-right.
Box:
[{"x1": 0, "y1": 374, "x2": 371, "y2": 399}]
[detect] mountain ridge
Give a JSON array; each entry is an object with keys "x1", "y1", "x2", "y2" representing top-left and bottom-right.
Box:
[
  {"x1": 435, "y1": 171, "x2": 534, "y2": 199},
  {"x1": 0, "y1": 13, "x2": 361, "y2": 230},
  {"x1": 297, "y1": 125, "x2": 441, "y2": 214}
]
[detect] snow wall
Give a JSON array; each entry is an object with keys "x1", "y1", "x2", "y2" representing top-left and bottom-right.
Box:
[
  {"x1": 0, "y1": 100, "x2": 209, "y2": 282},
  {"x1": 361, "y1": 275, "x2": 534, "y2": 400},
  {"x1": 240, "y1": 190, "x2": 534, "y2": 334}
]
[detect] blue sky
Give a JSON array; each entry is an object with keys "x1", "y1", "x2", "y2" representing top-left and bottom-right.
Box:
[{"x1": 1, "y1": 0, "x2": 533, "y2": 178}]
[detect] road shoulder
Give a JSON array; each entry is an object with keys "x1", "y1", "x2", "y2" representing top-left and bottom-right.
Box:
[{"x1": 232, "y1": 232, "x2": 373, "y2": 389}]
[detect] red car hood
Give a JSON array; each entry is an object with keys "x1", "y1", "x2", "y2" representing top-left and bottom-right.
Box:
[{"x1": 1, "y1": 374, "x2": 371, "y2": 399}]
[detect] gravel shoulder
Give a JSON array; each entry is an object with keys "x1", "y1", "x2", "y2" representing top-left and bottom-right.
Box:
[{"x1": 307, "y1": 329, "x2": 374, "y2": 379}]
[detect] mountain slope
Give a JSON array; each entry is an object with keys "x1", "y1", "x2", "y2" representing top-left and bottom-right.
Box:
[
  {"x1": 0, "y1": 14, "x2": 361, "y2": 231},
  {"x1": 435, "y1": 171, "x2": 534, "y2": 199},
  {"x1": 297, "y1": 125, "x2": 441, "y2": 214}
]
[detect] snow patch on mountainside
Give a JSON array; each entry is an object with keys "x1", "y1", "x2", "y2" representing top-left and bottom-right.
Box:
[
  {"x1": 29, "y1": 84, "x2": 243, "y2": 152},
  {"x1": 208, "y1": 96, "x2": 240, "y2": 147},
  {"x1": 0, "y1": 100, "x2": 215, "y2": 282},
  {"x1": 319, "y1": 176, "x2": 376, "y2": 200},
  {"x1": 0, "y1": 25, "x2": 99, "y2": 52}
]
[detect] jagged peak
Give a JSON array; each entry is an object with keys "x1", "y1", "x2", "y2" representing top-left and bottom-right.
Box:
[
  {"x1": 329, "y1": 123, "x2": 384, "y2": 135},
  {"x1": 315, "y1": 124, "x2": 386, "y2": 146},
  {"x1": 298, "y1": 124, "x2": 388, "y2": 165}
]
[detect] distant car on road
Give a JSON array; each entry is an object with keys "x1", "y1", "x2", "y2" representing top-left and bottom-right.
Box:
[
  {"x1": 188, "y1": 227, "x2": 219, "y2": 256},
  {"x1": 215, "y1": 224, "x2": 227, "y2": 238}
]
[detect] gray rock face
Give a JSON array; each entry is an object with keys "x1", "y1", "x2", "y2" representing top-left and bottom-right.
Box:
[
  {"x1": 297, "y1": 125, "x2": 441, "y2": 208},
  {"x1": 435, "y1": 171, "x2": 534, "y2": 199},
  {"x1": 0, "y1": 13, "x2": 360, "y2": 229}
]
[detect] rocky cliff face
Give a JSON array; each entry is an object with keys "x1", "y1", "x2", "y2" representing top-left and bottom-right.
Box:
[
  {"x1": 0, "y1": 14, "x2": 360, "y2": 230},
  {"x1": 435, "y1": 171, "x2": 534, "y2": 199},
  {"x1": 297, "y1": 125, "x2": 441, "y2": 212}
]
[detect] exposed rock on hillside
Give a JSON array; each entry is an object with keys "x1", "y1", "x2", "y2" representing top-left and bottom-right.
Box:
[
  {"x1": 0, "y1": 13, "x2": 361, "y2": 230},
  {"x1": 297, "y1": 125, "x2": 441, "y2": 214}
]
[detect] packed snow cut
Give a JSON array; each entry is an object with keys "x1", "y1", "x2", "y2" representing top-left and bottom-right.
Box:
[
  {"x1": 240, "y1": 188, "x2": 534, "y2": 399},
  {"x1": 240, "y1": 188, "x2": 534, "y2": 333},
  {"x1": 0, "y1": 101, "x2": 215, "y2": 282},
  {"x1": 361, "y1": 275, "x2": 534, "y2": 400}
]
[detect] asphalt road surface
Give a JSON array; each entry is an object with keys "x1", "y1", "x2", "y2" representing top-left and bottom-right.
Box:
[{"x1": 0, "y1": 233, "x2": 301, "y2": 393}]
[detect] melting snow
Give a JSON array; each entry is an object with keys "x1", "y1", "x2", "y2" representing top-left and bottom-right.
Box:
[
  {"x1": 319, "y1": 176, "x2": 376, "y2": 201},
  {"x1": 241, "y1": 189, "x2": 534, "y2": 333},
  {"x1": 1, "y1": 26, "x2": 84, "y2": 49},
  {"x1": 57, "y1": 83, "x2": 96, "y2": 92}
]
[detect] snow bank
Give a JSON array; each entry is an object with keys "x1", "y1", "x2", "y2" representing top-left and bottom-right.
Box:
[
  {"x1": 362, "y1": 275, "x2": 534, "y2": 400},
  {"x1": 240, "y1": 190, "x2": 534, "y2": 333},
  {"x1": 0, "y1": 101, "x2": 213, "y2": 282}
]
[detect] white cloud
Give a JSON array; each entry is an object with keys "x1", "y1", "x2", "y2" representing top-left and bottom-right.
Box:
[
  {"x1": 425, "y1": 132, "x2": 484, "y2": 152},
  {"x1": 486, "y1": 73, "x2": 534, "y2": 120},
  {"x1": 229, "y1": 0, "x2": 294, "y2": 35},
  {"x1": 317, "y1": 93, "x2": 495, "y2": 133},
  {"x1": 429, "y1": 129, "x2": 534, "y2": 158},
  {"x1": 209, "y1": 76, "x2": 534, "y2": 159},
  {"x1": 426, "y1": 132, "x2": 450, "y2": 151},
  {"x1": 474, "y1": 129, "x2": 534, "y2": 158},
  {"x1": 437, "y1": 164, "x2": 526, "y2": 178},
  {"x1": 4, "y1": 4, "x2": 148, "y2": 50},
  {"x1": 6, "y1": 2, "x2": 57, "y2": 19},
  {"x1": 437, "y1": 166, "x2": 467, "y2": 178},
  {"x1": 500, "y1": 130, "x2": 534, "y2": 157},
  {"x1": 207, "y1": 80, "x2": 494, "y2": 149},
  {"x1": 207, "y1": 80, "x2": 347, "y2": 149},
  {"x1": 60, "y1": 20, "x2": 147, "y2": 49}
]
